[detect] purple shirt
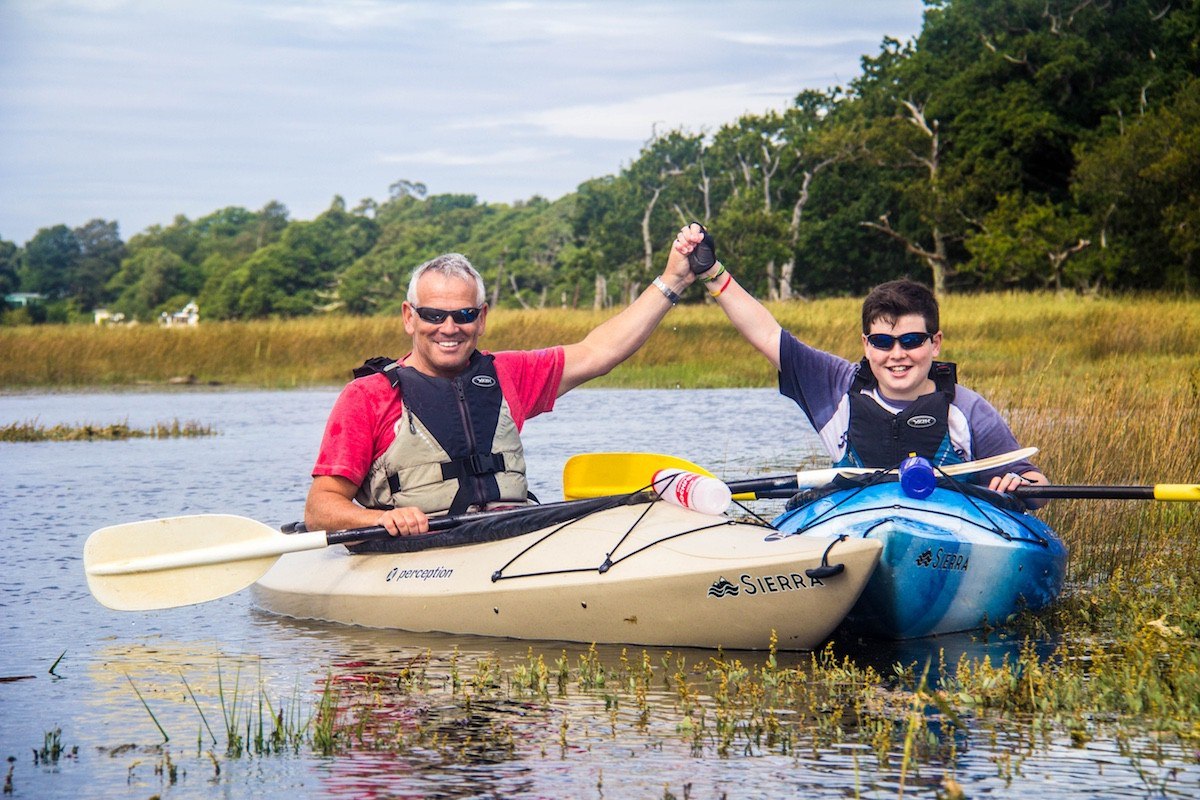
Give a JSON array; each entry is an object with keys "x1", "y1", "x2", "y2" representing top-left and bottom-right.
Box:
[{"x1": 776, "y1": 331, "x2": 1037, "y2": 480}]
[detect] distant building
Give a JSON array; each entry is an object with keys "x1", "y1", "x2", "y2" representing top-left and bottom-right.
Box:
[
  {"x1": 160, "y1": 301, "x2": 199, "y2": 327},
  {"x1": 93, "y1": 308, "x2": 126, "y2": 325},
  {"x1": 4, "y1": 292, "x2": 46, "y2": 307}
]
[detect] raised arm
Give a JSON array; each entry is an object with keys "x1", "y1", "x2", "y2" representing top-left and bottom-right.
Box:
[
  {"x1": 674, "y1": 223, "x2": 783, "y2": 370},
  {"x1": 557, "y1": 238, "x2": 697, "y2": 395}
]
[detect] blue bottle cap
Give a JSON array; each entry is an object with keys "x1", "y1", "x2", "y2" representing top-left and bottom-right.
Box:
[{"x1": 899, "y1": 454, "x2": 936, "y2": 499}]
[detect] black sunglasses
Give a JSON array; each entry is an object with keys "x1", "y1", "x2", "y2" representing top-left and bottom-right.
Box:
[
  {"x1": 412, "y1": 306, "x2": 482, "y2": 325},
  {"x1": 865, "y1": 332, "x2": 933, "y2": 350}
]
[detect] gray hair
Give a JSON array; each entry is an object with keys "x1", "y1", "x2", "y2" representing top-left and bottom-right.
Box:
[{"x1": 406, "y1": 253, "x2": 486, "y2": 306}]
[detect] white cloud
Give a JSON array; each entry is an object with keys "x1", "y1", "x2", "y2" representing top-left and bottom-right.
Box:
[{"x1": 487, "y1": 82, "x2": 801, "y2": 142}]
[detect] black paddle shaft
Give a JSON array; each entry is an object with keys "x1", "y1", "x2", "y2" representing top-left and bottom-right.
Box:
[
  {"x1": 318, "y1": 491, "x2": 655, "y2": 547},
  {"x1": 1014, "y1": 485, "x2": 1157, "y2": 500}
]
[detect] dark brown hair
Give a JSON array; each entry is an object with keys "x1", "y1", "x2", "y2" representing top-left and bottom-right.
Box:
[{"x1": 861, "y1": 279, "x2": 939, "y2": 334}]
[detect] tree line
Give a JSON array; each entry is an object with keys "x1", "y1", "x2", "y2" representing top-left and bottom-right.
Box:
[{"x1": 3, "y1": 0, "x2": 1196, "y2": 325}]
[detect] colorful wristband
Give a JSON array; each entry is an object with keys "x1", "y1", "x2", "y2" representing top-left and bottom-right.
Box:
[
  {"x1": 652, "y1": 276, "x2": 680, "y2": 305},
  {"x1": 708, "y1": 273, "x2": 733, "y2": 298},
  {"x1": 700, "y1": 263, "x2": 726, "y2": 283}
]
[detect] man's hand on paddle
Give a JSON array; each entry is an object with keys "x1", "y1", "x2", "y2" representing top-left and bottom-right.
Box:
[
  {"x1": 375, "y1": 506, "x2": 430, "y2": 536},
  {"x1": 306, "y1": 474, "x2": 431, "y2": 536}
]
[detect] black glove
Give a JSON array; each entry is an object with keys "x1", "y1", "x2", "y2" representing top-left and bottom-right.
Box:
[{"x1": 687, "y1": 223, "x2": 718, "y2": 275}]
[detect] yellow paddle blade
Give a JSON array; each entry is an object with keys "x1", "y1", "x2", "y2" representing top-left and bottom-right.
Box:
[
  {"x1": 563, "y1": 452, "x2": 714, "y2": 500},
  {"x1": 562, "y1": 452, "x2": 756, "y2": 501}
]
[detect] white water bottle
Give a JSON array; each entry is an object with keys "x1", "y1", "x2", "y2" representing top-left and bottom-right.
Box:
[{"x1": 652, "y1": 469, "x2": 732, "y2": 515}]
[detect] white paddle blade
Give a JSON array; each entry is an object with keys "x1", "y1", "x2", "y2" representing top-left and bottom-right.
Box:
[
  {"x1": 943, "y1": 446, "x2": 1038, "y2": 476},
  {"x1": 84, "y1": 514, "x2": 326, "y2": 611}
]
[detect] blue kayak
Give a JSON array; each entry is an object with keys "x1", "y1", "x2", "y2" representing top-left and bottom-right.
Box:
[{"x1": 769, "y1": 479, "x2": 1067, "y2": 639}]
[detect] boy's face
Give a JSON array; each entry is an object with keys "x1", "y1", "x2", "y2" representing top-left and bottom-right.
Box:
[{"x1": 862, "y1": 313, "x2": 942, "y2": 401}]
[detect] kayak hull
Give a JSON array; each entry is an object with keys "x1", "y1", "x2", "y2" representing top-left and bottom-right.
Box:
[
  {"x1": 253, "y1": 501, "x2": 882, "y2": 650},
  {"x1": 771, "y1": 482, "x2": 1067, "y2": 639}
]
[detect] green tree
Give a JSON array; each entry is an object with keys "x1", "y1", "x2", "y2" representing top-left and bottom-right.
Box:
[
  {"x1": 18, "y1": 225, "x2": 80, "y2": 300},
  {"x1": 107, "y1": 246, "x2": 190, "y2": 320},
  {"x1": 0, "y1": 238, "x2": 18, "y2": 298},
  {"x1": 965, "y1": 193, "x2": 1093, "y2": 290},
  {"x1": 570, "y1": 175, "x2": 645, "y2": 308},
  {"x1": 203, "y1": 197, "x2": 377, "y2": 318},
  {"x1": 71, "y1": 219, "x2": 125, "y2": 310},
  {"x1": 1073, "y1": 77, "x2": 1200, "y2": 291},
  {"x1": 844, "y1": 0, "x2": 1197, "y2": 292}
]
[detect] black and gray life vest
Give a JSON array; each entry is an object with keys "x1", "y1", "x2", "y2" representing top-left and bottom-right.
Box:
[
  {"x1": 352, "y1": 353, "x2": 528, "y2": 515},
  {"x1": 837, "y1": 359, "x2": 963, "y2": 469}
]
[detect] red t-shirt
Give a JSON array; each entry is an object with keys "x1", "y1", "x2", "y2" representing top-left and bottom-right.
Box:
[{"x1": 312, "y1": 348, "x2": 565, "y2": 485}]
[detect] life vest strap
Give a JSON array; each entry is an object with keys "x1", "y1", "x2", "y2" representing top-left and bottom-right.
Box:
[
  {"x1": 353, "y1": 356, "x2": 403, "y2": 388},
  {"x1": 441, "y1": 452, "x2": 506, "y2": 480}
]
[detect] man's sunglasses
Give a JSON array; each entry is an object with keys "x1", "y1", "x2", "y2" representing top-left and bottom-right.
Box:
[
  {"x1": 412, "y1": 306, "x2": 482, "y2": 325},
  {"x1": 865, "y1": 332, "x2": 934, "y2": 350}
]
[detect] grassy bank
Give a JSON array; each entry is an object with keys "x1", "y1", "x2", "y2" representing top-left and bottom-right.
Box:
[{"x1": 1, "y1": 293, "x2": 1197, "y2": 390}]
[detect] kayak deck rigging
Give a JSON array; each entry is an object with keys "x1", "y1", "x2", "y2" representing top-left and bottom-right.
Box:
[{"x1": 293, "y1": 490, "x2": 780, "y2": 583}]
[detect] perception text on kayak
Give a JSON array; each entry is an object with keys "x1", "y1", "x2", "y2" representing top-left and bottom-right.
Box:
[{"x1": 385, "y1": 566, "x2": 454, "y2": 582}]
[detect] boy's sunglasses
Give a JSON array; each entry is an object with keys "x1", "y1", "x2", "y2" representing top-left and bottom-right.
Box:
[
  {"x1": 865, "y1": 332, "x2": 933, "y2": 351},
  {"x1": 412, "y1": 306, "x2": 482, "y2": 325}
]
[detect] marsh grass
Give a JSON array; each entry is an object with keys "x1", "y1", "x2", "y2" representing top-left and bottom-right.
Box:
[
  {"x1": 118, "y1": 588, "x2": 1195, "y2": 778},
  {"x1": 0, "y1": 418, "x2": 215, "y2": 442},
  {"x1": 3, "y1": 292, "x2": 1196, "y2": 388},
  {"x1": 212, "y1": 664, "x2": 309, "y2": 758}
]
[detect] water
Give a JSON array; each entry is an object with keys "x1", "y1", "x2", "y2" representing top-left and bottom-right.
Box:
[{"x1": 1, "y1": 388, "x2": 1195, "y2": 798}]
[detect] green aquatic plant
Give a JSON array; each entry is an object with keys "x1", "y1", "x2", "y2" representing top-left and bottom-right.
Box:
[
  {"x1": 311, "y1": 674, "x2": 342, "y2": 756},
  {"x1": 0, "y1": 418, "x2": 215, "y2": 442},
  {"x1": 940, "y1": 563, "x2": 1200, "y2": 731},
  {"x1": 125, "y1": 675, "x2": 169, "y2": 743},
  {"x1": 34, "y1": 728, "x2": 65, "y2": 765}
]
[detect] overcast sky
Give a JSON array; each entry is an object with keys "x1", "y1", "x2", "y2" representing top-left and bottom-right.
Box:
[{"x1": 0, "y1": 0, "x2": 926, "y2": 246}]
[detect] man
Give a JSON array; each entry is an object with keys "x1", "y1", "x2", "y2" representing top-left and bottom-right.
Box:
[
  {"x1": 306, "y1": 247, "x2": 696, "y2": 535},
  {"x1": 672, "y1": 223, "x2": 1048, "y2": 501}
]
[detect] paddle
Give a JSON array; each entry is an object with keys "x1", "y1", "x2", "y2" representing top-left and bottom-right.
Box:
[
  {"x1": 561, "y1": 452, "x2": 758, "y2": 501},
  {"x1": 84, "y1": 493, "x2": 647, "y2": 612},
  {"x1": 563, "y1": 447, "x2": 1039, "y2": 501},
  {"x1": 1014, "y1": 483, "x2": 1200, "y2": 501}
]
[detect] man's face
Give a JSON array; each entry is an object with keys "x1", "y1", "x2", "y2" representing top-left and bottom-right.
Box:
[
  {"x1": 401, "y1": 272, "x2": 488, "y2": 378},
  {"x1": 862, "y1": 313, "x2": 942, "y2": 401}
]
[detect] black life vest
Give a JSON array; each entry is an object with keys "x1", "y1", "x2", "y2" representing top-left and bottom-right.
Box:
[
  {"x1": 352, "y1": 353, "x2": 528, "y2": 515},
  {"x1": 839, "y1": 359, "x2": 962, "y2": 468}
]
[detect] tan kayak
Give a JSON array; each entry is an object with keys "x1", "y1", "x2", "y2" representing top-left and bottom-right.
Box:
[{"x1": 252, "y1": 500, "x2": 881, "y2": 650}]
